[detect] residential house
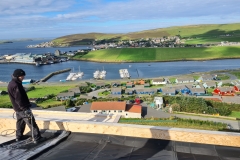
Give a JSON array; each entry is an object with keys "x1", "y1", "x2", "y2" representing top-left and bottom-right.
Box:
[
  {"x1": 195, "y1": 84, "x2": 204, "y2": 88},
  {"x1": 125, "y1": 104, "x2": 142, "y2": 118},
  {"x1": 233, "y1": 85, "x2": 240, "y2": 93},
  {"x1": 68, "y1": 87, "x2": 81, "y2": 95},
  {"x1": 176, "y1": 77, "x2": 195, "y2": 84},
  {"x1": 135, "y1": 88, "x2": 156, "y2": 95},
  {"x1": 198, "y1": 75, "x2": 213, "y2": 82},
  {"x1": 125, "y1": 89, "x2": 134, "y2": 95},
  {"x1": 111, "y1": 82, "x2": 121, "y2": 88},
  {"x1": 154, "y1": 97, "x2": 163, "y2": 109},
  {"x1": 189, "y1": 88, "x2": 206, "y2": 96},
  {"x1": 213, "y1": 87, "x2": 234, "y2": 96},
  {"x1": 111, "y1": 88, "x2": 122, "y2": 95},
  {"x1": 152, "y1": 78, "x2": 167, "y2": 85},
  {"x1": 56, "y1": 92, "x2": 75, "y2": 100},
  {"x1": 144, "y1": 83, "x2": 150, "y2": 88},
  {"x1": 217, "y1": 82, "x2": 223, "y2": 87},
  {"x1": 66, "y1": 52, "x2": 75, "y2": 56},
  {"x1": 126, "y1": 82, "x2": 133, "y2": 88},
  {"x1": 95, "y1": 83, "x2": 106, "y2": 88},
  {"x1": 175, "y1": 85, "x2": 191, "y2": 94},
  {"x1": 90, "y1": 101, "x2": 141, "y2": 118},
  {"x1": 161, "y1": 88, "x2": 176, "y2": 95},
  {"x1": 134, "y1": 80, "x2": 145, "y2": 85},
  {"x1": 203, "y1": 82, "x2": 216, "y2": 89}
]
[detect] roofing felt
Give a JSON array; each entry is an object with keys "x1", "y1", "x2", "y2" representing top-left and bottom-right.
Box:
[
  {"x1": 125, "y1": 104, "x2": 142, "y2": 113},
  {"x1": 32, "y1": 132, "x2": 240, "y2": 160},
  {"x1": 90, "y1": 101, "x2": 126, "y2": 110}
]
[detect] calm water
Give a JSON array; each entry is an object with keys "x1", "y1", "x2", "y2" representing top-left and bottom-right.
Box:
[
  {"x1": 0, "y1": 40, "x2": 240, "y2": 82},
  {"x1": 0, "y1": 40, "x2": 90, "y2": 55}
]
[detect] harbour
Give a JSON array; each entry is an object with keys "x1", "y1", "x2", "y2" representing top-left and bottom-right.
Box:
[
  {"x1": 1, "y1": 40, "x2": 240, "y2": 83},
  {"x1": 1, "y1": 59, "x2": 240, "y2": 83}
]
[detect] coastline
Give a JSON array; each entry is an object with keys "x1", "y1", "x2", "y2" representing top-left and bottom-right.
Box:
[
  {"x1": 0, "y1": 68, "x2": 239, "y2": 87},
  {"x1": 70, "y1": 57, "x2": 240, "y2": 63}
]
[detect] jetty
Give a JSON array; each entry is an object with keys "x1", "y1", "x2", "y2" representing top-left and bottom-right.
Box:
[{"x1": 40, "y1": 68, "x2": 71, "y2": 82}]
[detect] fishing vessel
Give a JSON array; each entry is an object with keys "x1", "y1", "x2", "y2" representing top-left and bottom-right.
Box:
[{"x1": 119, "y1": 69, "x2": 130, "y2": 79}]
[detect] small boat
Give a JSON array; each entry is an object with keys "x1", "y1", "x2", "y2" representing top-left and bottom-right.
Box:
[{"x1": 67, "y1": 66, "x2": 84, "y2": 81}]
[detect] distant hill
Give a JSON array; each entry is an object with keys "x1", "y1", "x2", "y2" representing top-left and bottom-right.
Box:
[{"x1": 52, "y1": 23, "x2": 240, "y2": 46}]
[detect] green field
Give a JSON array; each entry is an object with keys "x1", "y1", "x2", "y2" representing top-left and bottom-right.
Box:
[
  {"x1": 53, "y1": 23, "x2": 240, "y2": 46},
  {"x1": 185, "y1": 36, "x2": 240, "y2": 44},
  {"x1": 228, "y1": 111, "x2": 240, "y2": 118},
  {"x1": 78, "y1": 46, "x2": 240, "y2": 62},
  {"x1": 0, "y1": 85, "x2": 75, "y2": 108}
]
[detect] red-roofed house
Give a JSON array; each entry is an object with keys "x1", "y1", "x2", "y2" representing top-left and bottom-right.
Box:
[
  {"x1": 213, "y1": 87, "x2": 234, "y2": 96},
  {"x1": 233, "y1": 85, "x2": 240, "y2": 93},
  {"x1": 90, "y1": 101, "x2": 141, "y2": 118}
]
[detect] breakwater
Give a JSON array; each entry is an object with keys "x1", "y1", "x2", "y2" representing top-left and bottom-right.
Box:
[{"x1": 40, "y1": 68, "x2": 71, "y2": 82}]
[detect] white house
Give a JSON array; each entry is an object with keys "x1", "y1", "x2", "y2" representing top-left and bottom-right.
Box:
[
  {"x1": 203, "y1": 82, "x2": 216, "y2": 88},
  {"x1": 176, "y1": 77, "x2": 195, "y2": 84},
  {"x1": 90, "y1": 101, "x2": 141, "y2": 118},
  {"x1": 154, "y1": 97, "x2": 163, "y2": 109},
  {"x1": 152, "y1": 78, "x2": 167, "y2": 85}
]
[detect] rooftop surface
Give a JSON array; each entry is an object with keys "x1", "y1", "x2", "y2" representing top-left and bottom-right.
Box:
[{"x1": 1, "y1": 131, "x2": 240, "y2": 160}]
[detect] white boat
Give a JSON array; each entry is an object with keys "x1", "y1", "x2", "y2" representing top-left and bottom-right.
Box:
[
  {"x1": 67, "y1": 66, "x2": 84, "y2": 81},
  {"x1": 66, "y1": 72, "x2": 76, "y2": 81},
  {"x1": 119, "y1": 69, "x2": 130, "y2": 79},
  {"x1": 93, "y1": 67, "x2": 106, "y2": 79}
]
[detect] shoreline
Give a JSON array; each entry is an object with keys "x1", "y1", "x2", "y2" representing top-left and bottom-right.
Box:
[
  {"x1": 0, "y1": 68, "x2": 239, "y2": 87},
  {"x1": 70, "y1": 57, "x2": 240, "y2": 63},
  {"x1": 1, "y1": 56, "x2": 239, "y2": 65}
]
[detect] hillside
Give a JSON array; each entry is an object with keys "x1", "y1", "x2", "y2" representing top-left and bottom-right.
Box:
[
  {"x1": 73, "y1": 46, "x2": 240, "y2": 62},
  {"x1": 52, "y1": 23, "x2": 240, "y2": 46}
]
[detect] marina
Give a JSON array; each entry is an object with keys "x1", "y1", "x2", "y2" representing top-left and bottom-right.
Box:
[{"x1": 1, "y1": 40, "x2": 240, "y2": 83}]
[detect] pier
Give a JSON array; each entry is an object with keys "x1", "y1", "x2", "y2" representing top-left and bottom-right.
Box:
[{"x1": 40, "y1": 68, "x2": 71, "y2": 82}]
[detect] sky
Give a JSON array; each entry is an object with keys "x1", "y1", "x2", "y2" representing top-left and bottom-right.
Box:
[{"x1": 0, "y1": 0, "x2": 239, "y2": 39}]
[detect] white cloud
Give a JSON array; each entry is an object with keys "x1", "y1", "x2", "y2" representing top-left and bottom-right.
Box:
[
  {"x1": 0, "y1": 0, "x2": 74, "y2": 15},
  {"x1": 0, "y1": 0, "x2": 239, "y2": 38}
]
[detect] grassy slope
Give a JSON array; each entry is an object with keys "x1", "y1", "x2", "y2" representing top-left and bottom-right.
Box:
[
  {"x1": 185, "y1": 36, "x2": 240, "y2": 44},
  {"x1": 0, "y1": 85, "x2": 75, "y2": 108},
  {"x1": 79, "y1": 46, "x2": 240, "y2": 62},
  {"x1": 53, "y1": 23, "x2": 240, "y2": 45}
]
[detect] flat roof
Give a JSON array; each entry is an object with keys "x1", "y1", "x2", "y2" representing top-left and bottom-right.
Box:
[{"x1": 32, "y1": 132, "x2": 240, "y2": 160}]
